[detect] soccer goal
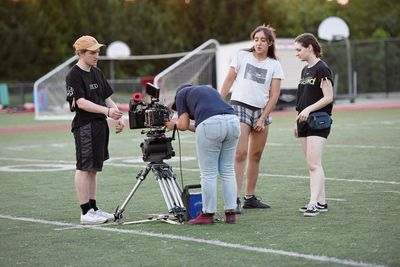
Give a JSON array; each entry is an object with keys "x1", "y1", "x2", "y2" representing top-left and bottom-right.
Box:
[
  {"x1": 33, "y1": 39, "x2": 218, "y2": 120},
  {"x1": 33, "y1": 52, "x2": 188, "y2": 120},
  {"x1": 33, "y1": 55, "x2": 78, "y2": 120},
  {"x1": 154, "y1": 39, "x2": 219, "y2": 107}
]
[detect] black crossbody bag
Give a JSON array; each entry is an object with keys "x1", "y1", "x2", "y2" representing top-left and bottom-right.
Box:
[{"x1": 307, "y1": 112, "x2": 333, "y2": 130}]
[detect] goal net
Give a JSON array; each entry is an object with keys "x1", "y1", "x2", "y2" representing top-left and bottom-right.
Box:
[
  {"x1": 154, "y1": 39, "x2": 219, "y2": 108},
  {"x1": 33, "y1": 56, "x2": 78, "y2": 120},
  {"x1": 33, "y1": 39, "x2": 219, "y2": 120}
]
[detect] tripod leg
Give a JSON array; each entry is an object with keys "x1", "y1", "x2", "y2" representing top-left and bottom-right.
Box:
[
  {"x1": 167, "y1": 177, "x2": 185, "y2": 208},
  {"x1": 157, "y1": 178, "x2": 175, "y2": 211},
  {"x1": 114, "y1": 165, "x2": 152, "y2": 221},
  {"x1": 153, "y1": 164, "x2": 186, "y2": 222}
]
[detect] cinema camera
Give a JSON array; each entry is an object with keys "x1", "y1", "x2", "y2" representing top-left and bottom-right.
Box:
[
  {"x1": 114, "y1": 83, "x2": 186, "y2": 224},
  {"x1": 128, "y1": 83, "x2": 174, "y2": 163}
]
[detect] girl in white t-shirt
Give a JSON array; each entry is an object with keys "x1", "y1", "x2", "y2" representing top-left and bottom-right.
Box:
[{"x1": 220, "y1": 25, "x2": 284, "y2": 213}]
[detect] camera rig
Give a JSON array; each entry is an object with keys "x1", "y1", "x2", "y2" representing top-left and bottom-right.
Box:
[{"x1": 114, "y1": 83, "x2": 186, "y2": 224}]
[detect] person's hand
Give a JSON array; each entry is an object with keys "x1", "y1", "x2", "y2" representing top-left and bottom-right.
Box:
[
  {"x1": 165, "y1": 119, "x2": 177, "y2": 131},
  {"x1": 108, "y1": 107, "x2": 123, "y2": 120},
  {"x1": 296, "y1": 108, "x2": 311, "y2": 122},
  {"x1": 253, "y1": 118, "x2": 265, "y2": 132},
  {"x1": 115, "y1": 118, "x2": 125, "y2": 134}
]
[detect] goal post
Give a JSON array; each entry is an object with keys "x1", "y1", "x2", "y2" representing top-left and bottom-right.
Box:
[
  {"x1": 154, "y1": 39, "x2": 219, "y2": 108},
  {"x1": 33, "y1": 55, "x2": 78, "y2": 120}
]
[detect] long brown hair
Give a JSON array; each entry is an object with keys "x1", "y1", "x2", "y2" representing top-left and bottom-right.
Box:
[
  {"x1": 295, "y1": 33, "x2": 323, "y2": 58},
  {"x1": 247, "y1": 24, "x2": 277, "y2": 59}
]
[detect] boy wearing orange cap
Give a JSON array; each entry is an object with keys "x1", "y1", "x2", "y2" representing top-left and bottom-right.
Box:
[{"x1": 66, "y1": 35, "x2": 125, "y2": 224}]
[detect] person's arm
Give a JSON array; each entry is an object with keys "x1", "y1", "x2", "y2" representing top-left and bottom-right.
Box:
[
  {"x1": 220, "y1": 67, "x2": 236, "y2": 99},
  {"x1": 105, "y1": 97, "x2": 125, "y2": 133},
  {"x1": 165, "y1": 113, "x2": 195, "y2": 132},
  {"x1": 254, "y1": 78, "x2": 281, "y2": 131},
  {"x1": 76, "y1": 97, "x2": 124, "y2": 133},
  {"x1": 296, "y1": 78, "x2": 333, "y2": 121},
  {"x1": 75, "y1": 97, "x2": 109, "y2": 116},
  {"x1": 75, "y1": 97, "x2": 123, "y2": 120}
]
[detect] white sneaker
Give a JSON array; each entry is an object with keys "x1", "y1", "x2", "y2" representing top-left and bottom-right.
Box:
[
  {"x1": 80, "y1": 209, "x2": 108, "y2": 225},
  {"x1": 95, "y1": 209, "x2": 115, "y2": 222}
]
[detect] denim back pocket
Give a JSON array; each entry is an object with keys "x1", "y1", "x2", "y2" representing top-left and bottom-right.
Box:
[{"x1": 202, "y1": 120, "x2": 223, "y2": 141}]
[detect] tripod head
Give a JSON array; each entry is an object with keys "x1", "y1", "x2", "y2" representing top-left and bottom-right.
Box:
[{"x1": 140, "y1": 127, "x2": 176, "y2": 163}]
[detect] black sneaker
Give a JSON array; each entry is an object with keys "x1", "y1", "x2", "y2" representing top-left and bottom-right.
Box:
[
  {"x1": 235, "y1": 198, "x2": 242, "y2": 214},
  {"x1": 304, "y1": 204, "x2": 319, "y2": 217},
  {"x1": 300, "y1": 202, "x2": 328, "y2": 213},
  {"x1": 316, "y1": 202, "x2": 328, "y2": 212},
  {"x1": 299, "y1": 205, "x2": 308, "y2": 213},
  {"x1": 242, "y1": 195, "x2": 270, "y2": 209}
]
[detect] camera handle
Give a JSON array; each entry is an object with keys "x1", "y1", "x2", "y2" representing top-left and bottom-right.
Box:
[{"x1": 114, "y1": 161, "x2": 185, "y2": 225}]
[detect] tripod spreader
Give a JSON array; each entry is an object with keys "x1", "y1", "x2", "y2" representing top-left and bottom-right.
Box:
[{"x1": 114, "y1": 161, "x2": 186, "y2": 224}]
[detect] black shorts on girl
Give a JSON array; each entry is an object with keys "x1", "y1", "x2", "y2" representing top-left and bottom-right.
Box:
[
  {"x1": 297, "y1": 120, "x2": 330, "y2": 139},
  {"x1": 73, "y1": 119, "x2": 109, "y2": 171}
]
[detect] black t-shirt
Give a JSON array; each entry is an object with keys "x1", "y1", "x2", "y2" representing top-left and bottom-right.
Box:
[
  {"x1": 65, "y1": 65, "x2": 113, "y2": 130},
  {"x1": 296, "y1": 60, "x2": 333, "y2": 115},
  {"x1": 175, "y1": 85, "x2": 235, "y2": 127}
]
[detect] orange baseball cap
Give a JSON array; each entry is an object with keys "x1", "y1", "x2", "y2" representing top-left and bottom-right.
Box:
[{"x1": 73, "y1": 35, "x2": 105, "y2": 51}]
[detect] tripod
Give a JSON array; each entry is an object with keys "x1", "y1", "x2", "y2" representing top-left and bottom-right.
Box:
[{"x1": 114, "y1": 128, "x2": 186, "y2": 225}]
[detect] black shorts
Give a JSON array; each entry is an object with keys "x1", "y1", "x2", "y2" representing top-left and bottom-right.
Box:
[
  {"x1": 73, "y1": 119, "x2": 109, "y2": 171},
  {"x1": 297, "y1": 120, "x2": 331, "y2": 139}
]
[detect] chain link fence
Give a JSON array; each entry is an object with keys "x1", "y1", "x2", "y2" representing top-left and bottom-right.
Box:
[{"x1": 323, "y1": 37, "x2": 400, "y2": 98}]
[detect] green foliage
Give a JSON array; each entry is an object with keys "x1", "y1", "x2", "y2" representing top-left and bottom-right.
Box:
[{"x1": 0, "y1": 0, "x2": 399, "y2": 82}]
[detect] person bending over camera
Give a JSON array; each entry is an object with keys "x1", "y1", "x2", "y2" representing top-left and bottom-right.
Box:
[
  {"x1": 165, "y1": 84, "x2": 240, "y2": 224},
  {"x1": 65, "y1": 35, "x2": 125, "y2": 225}
]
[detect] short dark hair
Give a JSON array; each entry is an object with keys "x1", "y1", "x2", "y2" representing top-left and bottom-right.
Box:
[{"x1": 171, "y1": 84, "x2": 191, "y2": 111}]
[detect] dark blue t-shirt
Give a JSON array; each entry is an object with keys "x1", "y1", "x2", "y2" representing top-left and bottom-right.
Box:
[{"x1": 175, "y1": 85, "x2": 235, "y2": 127}]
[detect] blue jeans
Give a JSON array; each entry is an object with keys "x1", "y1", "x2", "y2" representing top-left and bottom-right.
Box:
[{"x1": 195, "y1": 114, "x2": 240, "y2": 213}]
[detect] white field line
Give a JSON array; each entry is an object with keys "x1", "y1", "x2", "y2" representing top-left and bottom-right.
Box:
[
  {"x1": 2, "y1": 141, "x2": 400, "y2": 150},
  {"x1": 0, "y1": 157, "x2": 399, "y2": 185},
  {"x1": 0, "y1": 214, "x2": 387, "y2": 267},
  {"x1": 259, "y1": 173, "x2": 400, "y2": 185},
  {"x1": 267, "y1": 143, "x2": 400, "y2": 150}
]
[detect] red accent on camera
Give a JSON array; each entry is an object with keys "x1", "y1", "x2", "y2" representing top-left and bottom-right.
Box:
[{"x1": 132, "y1": 92, "x2": 143, "y2": 101}]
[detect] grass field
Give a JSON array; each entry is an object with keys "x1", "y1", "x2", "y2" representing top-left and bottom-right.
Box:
[{"x1": 0, "y1": 107, "x2": 399, "y2": 267}]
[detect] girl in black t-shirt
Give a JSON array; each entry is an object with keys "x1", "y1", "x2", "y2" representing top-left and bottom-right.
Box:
[{"x1": 294, "y1": 33, "x2": 334, "y2": 217}]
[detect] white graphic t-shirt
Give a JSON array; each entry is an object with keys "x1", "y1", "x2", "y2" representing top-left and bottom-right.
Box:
[{"x1": 230, "y1": 50, "x2": 284, "y2": 108}]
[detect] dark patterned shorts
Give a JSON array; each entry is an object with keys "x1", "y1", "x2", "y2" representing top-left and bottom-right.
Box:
[{"x1": 73, "y1": 119, "x2": 109, "y2": 171}]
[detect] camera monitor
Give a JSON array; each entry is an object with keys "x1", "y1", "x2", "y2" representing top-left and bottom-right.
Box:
[{"x1": 146, "y1": 83, "x2": 160, "y2": 99}]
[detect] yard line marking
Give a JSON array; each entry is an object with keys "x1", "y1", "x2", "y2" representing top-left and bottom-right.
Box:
[
  {"x1": 383, "y1": 190, "x2": 400, "y2": 194},
  {"x1": 3, "y1": 140, "x2": 400, "y2": 151},
  {"x1": 267, "y1": 143, "x2": 400, "y2": 150},
  {"x1": 326, "y1": 198, "x2": 347, "y2": 202},
  {"x1": 260, "y1": 173, "x2": 400, "y2": 185},
  {"x1": 0, "y1": 157, "x2": 398, "y2": 185},
  {"x1": 0, "y1": 214, "x2": 387, "y2": 267}
]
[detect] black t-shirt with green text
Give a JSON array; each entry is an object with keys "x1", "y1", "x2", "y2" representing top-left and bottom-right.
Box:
[{"x1": 296, "y1": 60, "x2": 333, "y2": 115}]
